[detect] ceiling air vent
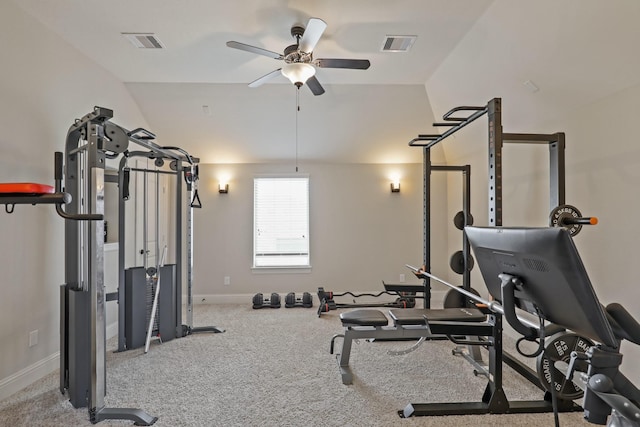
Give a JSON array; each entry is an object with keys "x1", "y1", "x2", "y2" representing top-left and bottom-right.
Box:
[
  {"x1": 381, "y1": 35, "x2": 417, "y2": 52},
  {"x1": 122, "y1": 33, "x2": 165, "y2": 49}
]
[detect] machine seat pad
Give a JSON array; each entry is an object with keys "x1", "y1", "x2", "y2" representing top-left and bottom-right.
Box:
[
  {"x1": 340, "y1": 309, "x2": 389, "y2": 327},
  {"x1": 0, "y1": 183, "x2": 54, "y2": 194},
  {"x1": 389, "y1": 307, "x2": 486, "y2": 325}
]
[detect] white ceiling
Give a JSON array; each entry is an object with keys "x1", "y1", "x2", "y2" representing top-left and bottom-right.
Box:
[{"x1": 11, "y1": 0, "x2": 640, "y2": 164}]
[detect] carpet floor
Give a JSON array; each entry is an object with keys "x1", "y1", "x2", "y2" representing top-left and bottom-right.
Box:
[{"x1": 0, "y1": 304, "x2": 590, "y2": 426}]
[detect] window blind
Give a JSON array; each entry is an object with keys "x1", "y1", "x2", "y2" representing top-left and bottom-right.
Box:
[{"x1": 253, "y1": 176, "x2": 309, "y2": 267}]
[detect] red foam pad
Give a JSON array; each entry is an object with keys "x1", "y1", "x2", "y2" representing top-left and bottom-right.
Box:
[{"x1": 0, "y1": 183, "x2": 55, "y2": 194}]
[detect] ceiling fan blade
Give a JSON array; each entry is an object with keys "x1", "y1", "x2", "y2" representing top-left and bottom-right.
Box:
[
  {"x1": 298, "y1": 18, "x2": 327, "y2": 53},
  {"x1": 316, "y1": 58, "x2": 371, "y2": 70},
  {"x1": 306, "y1": 76, "x2": 325, "y2": 96},
  {"x1": 248, "y1": 69, "x2": 282, "y2": 88},
  {"x1": 226, "y1": 41, "x2": 283, "y2": 60}
]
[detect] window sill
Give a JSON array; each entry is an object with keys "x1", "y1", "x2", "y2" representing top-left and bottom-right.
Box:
[{"x1": 251, "y1": 266, "x2": 312, "y2": 274}]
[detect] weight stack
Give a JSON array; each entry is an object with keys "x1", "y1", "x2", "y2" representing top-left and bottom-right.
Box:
[{"x1": 124, "y1": 264, "x2": 177, "y2": 349}]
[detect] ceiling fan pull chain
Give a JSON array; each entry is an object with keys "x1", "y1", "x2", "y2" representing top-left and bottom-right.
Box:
[{"x1": 295, "y1": 88, "x2": 300, "y2": 172}]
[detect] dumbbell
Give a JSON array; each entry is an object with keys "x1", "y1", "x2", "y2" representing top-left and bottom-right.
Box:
[
  {"x1": 285, "y1": 292, "x2": 313, "y2": 308},
  {"x1": 252, "y1": 292, "x2": 281, "y2": 309},
  {"x1": 317, "y1": 287, "x2": 334, "y2": 302}
]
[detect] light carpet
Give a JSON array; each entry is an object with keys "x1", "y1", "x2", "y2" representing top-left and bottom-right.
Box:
[{"x1": 0, "y1": 304, "x2": 590, "y2": 426}]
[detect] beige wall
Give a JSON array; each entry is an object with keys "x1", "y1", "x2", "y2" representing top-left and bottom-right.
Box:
[
  {"x1": 427, "y1": 0, "x2": 640, "y2": 382},
  {"x1": 0, "y1": 1, "x2": 149, "y2": 398},
  {"x1": 192, "y1": 160, "x2": 448, "y2": 299},
  {"x1": 0, "y1": 0, "x2": 448, "y2": 399}
]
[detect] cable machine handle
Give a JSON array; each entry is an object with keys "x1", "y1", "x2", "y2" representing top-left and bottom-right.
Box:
[{"x1": 54, "y1": 152, "x2": 103, "y2": 221}]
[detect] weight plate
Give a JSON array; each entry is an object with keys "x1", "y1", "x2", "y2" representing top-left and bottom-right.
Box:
[
  {"x1": 536, "y1": 332, "x2": 594, "y2": 400},
  {"x1": 453, "y1": 211, "x2": 474, "y2": 230},
  {"x1": 549, "y1": 204, "x2": 582, "y2": 236},
  {"x1": 449, "y1": 250, "x2": 474, "y2": 274},
  {"x1": 443, "y1": 286, "x2": 480, "y2": 308}
]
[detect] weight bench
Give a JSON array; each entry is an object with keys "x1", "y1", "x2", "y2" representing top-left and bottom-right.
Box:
[{"x1": 329, "y1": 307, "x2": 487, "y2": 385}]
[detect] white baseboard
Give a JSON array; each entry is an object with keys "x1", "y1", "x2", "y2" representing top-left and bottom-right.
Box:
[
  {"x1": 106, "y1": 321, "x2": 118, "y2": 340},
  {"x1": 191, "y1": 289, "x2": 448, "y2": 308},
  {"x1": 0, "y1": 352, "x2": 59, "y2": 402}
]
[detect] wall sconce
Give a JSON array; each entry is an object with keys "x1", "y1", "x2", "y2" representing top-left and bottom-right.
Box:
[
  {"x1": 218, "y1": 183, "x2": 229, "y2": 194},
  {"x1": 390, "y1": 181, "x2": 401, "y2": 193}
]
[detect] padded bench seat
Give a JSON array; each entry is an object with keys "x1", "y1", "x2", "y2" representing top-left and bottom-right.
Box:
[
  {"x1": 389, "y1": 307, "x2": 486, "y2": 325},
  {"x1": 339, "y1": 309, "x2": 388, "y2": 327}
]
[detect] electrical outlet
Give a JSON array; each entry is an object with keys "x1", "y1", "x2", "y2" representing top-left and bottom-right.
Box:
[
  {"x1": 29, "y1": 330, "x2": 38, "y2": 347},
  {"x1": 224, "y1": 276, "x2": 231, "y2": 286},
  {"x1": 399, "y1": 274, "x2": 406, "y2": 283}
]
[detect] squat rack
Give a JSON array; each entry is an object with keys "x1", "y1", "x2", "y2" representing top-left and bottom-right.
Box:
[
  {"x1": 404, "y1": 97, "x2": 579, "y2": 417},
  {"x1": 409, "y1": 98, "x2": 568, "y2": 306},
  {"x1": 409, "y1": 97, "x2": 566, "y2": 227}
]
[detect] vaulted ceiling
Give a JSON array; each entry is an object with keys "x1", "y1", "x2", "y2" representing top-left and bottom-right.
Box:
[{"x1": 11, "y1": 0, "x2": 640, "y2": 164}]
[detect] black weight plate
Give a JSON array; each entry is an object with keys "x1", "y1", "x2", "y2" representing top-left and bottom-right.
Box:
[
  {"x1": 453, "y1": 211, "x2": 474, "y2": 230},
  {"x1": 536, "y1": 333, "x2": 594, "y2": 400},
  {"x1": 549, "y1": 204, "x2": 582, "y2": 236},
  {"x1": 449, "y1": 251, "x2": 474, "y2": 274},
  {"x1": 443, "y1": 286, "x2": 481, "y2": 309}
]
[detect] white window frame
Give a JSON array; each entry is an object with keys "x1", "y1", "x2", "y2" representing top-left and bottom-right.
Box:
[{"x1": 253, "y1": 174, "x2": 310, "y2": 269}]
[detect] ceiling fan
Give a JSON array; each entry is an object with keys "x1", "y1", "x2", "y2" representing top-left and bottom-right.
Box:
[{"x1": 226, "y1": 18, "x2": 371, "y2": 96}]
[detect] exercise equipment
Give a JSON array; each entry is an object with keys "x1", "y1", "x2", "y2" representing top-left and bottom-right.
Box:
[
  {"x1": 115, "y1": 140, "x2": 223, "y2": 351},
  {"x1": 453, "y1": 210, "x2": 474, "y2": 230},
  {"x1": 60, "y1": 107, "x2": 159, "y2": 424},
  {"x1": 400, "y1": 265, "x2": 582, "y2": 418},
  {"x1": 536, "y1": 332, "x2": 593, "y2": 400},
  {"x1": 284, "y1": 292, "x2": 313, "y2": 308},
  {"x1": 549, "y1": 204, "x2": 598, "y2": 236},
  {"x1": 317, "y1": 285, "x2": 417, "y2": 316},
  {"x1": 252, "y1": 292, "x2": 281, "y2": 309},
  {"x1": 144, "y1": 246, "x2": 167, "y2": 353},
  {"x1": 449, "y1": 250, "x2": 474, "y2": 275},
  {"x1": 408, "y1": 97, "x2": 597, "y2": 234},
  {"x1": 442, "y1": 286, "x2": 480, "y2": 310},
  {"x1": 407, "y1": 97, "x2": 598, "y2": 408},
  {"x1": 330, "y1": 307, "x2": 488, "y2": 385},
  {"x1": 466, "y1": 226, "x2": 640, "y2": 426}
]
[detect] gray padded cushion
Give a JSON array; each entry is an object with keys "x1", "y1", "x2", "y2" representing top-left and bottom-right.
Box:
[
  {"x1": 340, "y1": 309, "x2": 389, "y2": 326},
  {"x1": 389, "y1": 307, "x2": 486, "y2": 325}
]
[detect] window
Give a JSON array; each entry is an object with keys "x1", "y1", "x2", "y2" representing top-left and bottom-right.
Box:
[{"x1": 253, "y1": 175, "x2": 310, "y2": 268}]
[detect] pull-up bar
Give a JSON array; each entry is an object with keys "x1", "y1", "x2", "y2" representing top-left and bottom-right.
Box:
[{"x1": 409, "y1": 105, "x2": 488, "y2": 149}]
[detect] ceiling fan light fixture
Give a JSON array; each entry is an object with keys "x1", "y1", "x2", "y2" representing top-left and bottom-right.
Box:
[{"x1": 281, "y1": 63, "x2": 316, "y2": 87}]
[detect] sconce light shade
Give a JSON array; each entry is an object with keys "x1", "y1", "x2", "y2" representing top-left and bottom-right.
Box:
[
  {"x1": 390, "y1": 182, "x2": 400, "y2": 193},
  {"x1": 219, "y1": 183, "x2": 229, "y2": 194},
  {"x1": 281, "y1": 63, "x2": 316, "y2": 87}
]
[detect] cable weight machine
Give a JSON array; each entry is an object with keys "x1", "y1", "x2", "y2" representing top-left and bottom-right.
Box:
[
  {"x1": 61, "y1": 106, "x2": 158, "y2": 424},
  {"x1": 114, "y1": 142, "x2": 223, "y2": 353}
]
